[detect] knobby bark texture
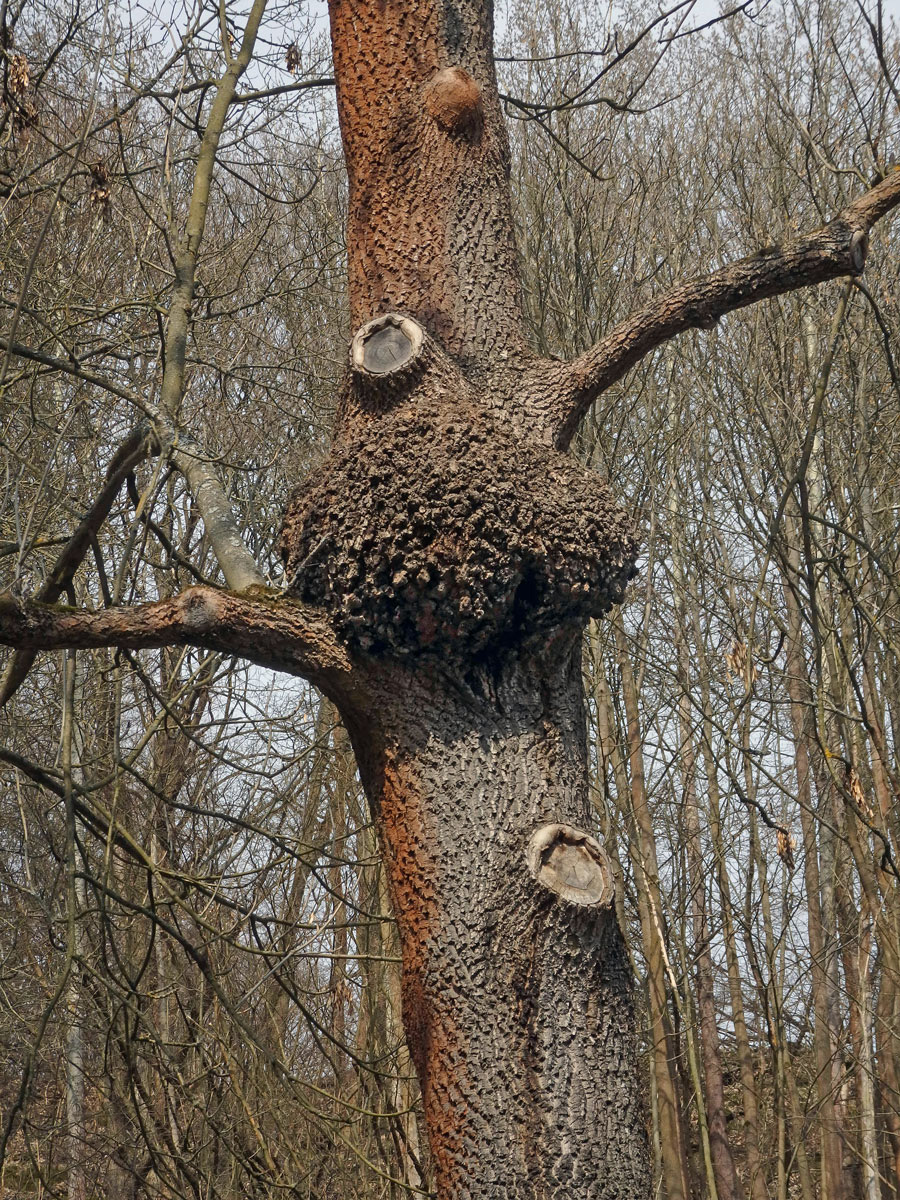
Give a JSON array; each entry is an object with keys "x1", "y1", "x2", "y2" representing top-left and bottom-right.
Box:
[
  {"x1": 278, "y1": 3, "x2": 648, "y2": 1191},
  {"x1": 278, "y1": 32, "x2": 641, "y2": 1200},
  {"x1": 277, "y1": 0, "x2": 898, "y2": 1180},
  {"x1": 336, "y1": 641, "x2": 648, "y2": 1198}
]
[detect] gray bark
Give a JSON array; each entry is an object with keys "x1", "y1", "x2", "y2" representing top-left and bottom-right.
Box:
[{"x1": 339, "y1": 635, "x2": 650, "y2": 1199}]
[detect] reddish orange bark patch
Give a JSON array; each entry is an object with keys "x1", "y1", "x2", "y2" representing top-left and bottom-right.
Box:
[
  {"x1": 379, "y1": 755, "x2": 469, "y2": 1192},
  {"x1": 326, "y1": 0, "x2": 524, "y2": 364}
]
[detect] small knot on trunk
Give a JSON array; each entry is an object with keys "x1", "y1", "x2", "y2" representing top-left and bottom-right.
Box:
[
  {"x1": 527, "y1": 824, "x2": 614, "y2": 907},
  {"x1": 423, "y1": 67, "x2": 483, "y2": 137},
  {"x1": 178, "y1": 587, "x2": 221, "y2": 632}
]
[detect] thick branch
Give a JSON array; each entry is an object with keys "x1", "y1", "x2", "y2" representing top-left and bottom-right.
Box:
[
  {"x1": 548, "y1": 167, "x2": 900, "y2": 449},
  {"x1": 0, "y1": 587, "x2": 353, "y2": 695}
]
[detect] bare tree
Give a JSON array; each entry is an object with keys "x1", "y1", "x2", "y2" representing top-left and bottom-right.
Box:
[{"x1": 3, "y1": 0, "x2": 900, "y2": 1197}]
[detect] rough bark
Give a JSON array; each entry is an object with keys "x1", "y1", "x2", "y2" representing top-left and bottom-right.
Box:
[
  {"x1": 280, "y1": 320, "x2": 637, "y2": 662},
  {"x1": 337, "y1": 635, "x2": 650, "y2": 1199},
  {"x1": 328, "y1": 0, "x2": 524, "y2": 374}
]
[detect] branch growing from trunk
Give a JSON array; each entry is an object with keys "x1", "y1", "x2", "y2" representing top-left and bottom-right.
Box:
[
  {"x1": 0, "y1": 587, "x2": 353, "y2": 695},
  {"x1": 546, "y1": 167, "x2": 900, "y2": 449}
]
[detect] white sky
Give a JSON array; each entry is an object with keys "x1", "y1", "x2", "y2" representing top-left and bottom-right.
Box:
[{"x1": 689, "y1": 0, "x2": 900, "y2": 21}]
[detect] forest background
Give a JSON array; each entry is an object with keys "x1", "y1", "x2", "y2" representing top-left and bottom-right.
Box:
[{"x1": 2, "y1": 1, "x2": 900, "y2": 1198}]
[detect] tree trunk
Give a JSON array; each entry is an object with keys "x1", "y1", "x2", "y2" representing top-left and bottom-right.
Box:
[
  {"x1": 668, "y1": 427, "x2": 742, "y2": 1200},
  {"x1": 688, "y1": 586, "x2": 770, "y2": 1200},
  {"x1": 328, "y1": 0, "x2": 524, "y2": 374},
  {"x1": 612, "y1": 621, "x2": 690, "y2": 1200},
  {"x1": 782, "y1": 546, "x2": 847, "y2": 1200},
  {"x1": 337, "y1": 636, "x2": 650, "y2": 1198},
  {"x1": 277, "y1": 7, "x2": 648, "y2": 1188},
  {"x1": 63, "y1": 655, "x2": 87, "y2": 1200}
]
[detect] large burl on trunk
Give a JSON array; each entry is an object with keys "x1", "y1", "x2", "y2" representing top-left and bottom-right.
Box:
[{"x1": 278, "y1": 1, "x2": 649, "y2": 1194}]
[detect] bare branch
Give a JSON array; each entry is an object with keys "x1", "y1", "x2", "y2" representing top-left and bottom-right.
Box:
[
  {"x1": 0, "y1": 337, "x2": 149, "y2": 409},
  {"x1": 0, "y1": 337, "x2": 265, "y2": 592},
  {"x1": 232, "y1": 77, "x2": 335, "y2": 104},
  {"x1": 0, "y1": 424, "x2": 153, "y2": 706},
  {"x1": 0, "y1": 587, "x2": 353, "y2": 695},
  {"x1": 156, "y1": 0, "x2": 269, "y2": 423},
  {"x1": 546, "y1": 167, "x2": 900, "y2": 449},
  {"x1": 172, "y1": 437, "x2": 265, "y2": 592}
]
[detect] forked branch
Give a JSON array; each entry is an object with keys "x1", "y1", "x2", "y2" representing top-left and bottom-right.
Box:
[
  {"x1": 0, "y1": 424, "x2": 153, "y2": 706},
  {"x1": 548, "y1": 167, "x2": 900, "y2": 449},
  {"x1": 0, "y1": 338, "x2": 265, "y2": 593},
  {"x1": 0, "y1": 587, "x2": 353, "y2": 696}
]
